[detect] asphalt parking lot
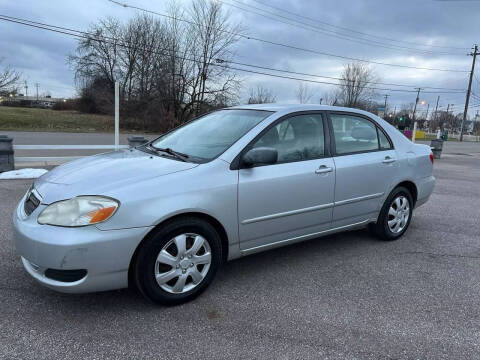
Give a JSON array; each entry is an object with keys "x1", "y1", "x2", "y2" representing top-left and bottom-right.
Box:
[{"x1": 1, "y1": 142, "x2": 480, "y2": 359}]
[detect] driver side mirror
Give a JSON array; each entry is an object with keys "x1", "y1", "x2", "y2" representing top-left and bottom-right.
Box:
[{"x1": 242, "y1": 147, "x2": 278, "y2": 167}]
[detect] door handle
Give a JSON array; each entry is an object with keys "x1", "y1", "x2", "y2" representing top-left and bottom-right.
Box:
[
  {"x1": 382, "y1": 156, "x2": 396, "y2": 164},
  {"x1": 315, "y1": 165, "x2": 333, "y2": 174}
]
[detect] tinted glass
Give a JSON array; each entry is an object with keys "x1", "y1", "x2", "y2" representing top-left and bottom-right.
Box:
[
  {"x1": 151, "y1": 109, "x2": 272, "y2": 161},
  {"x1": 378, "y1": 128, "x2": 392, "y2": 149},
  {"x1": 252, "y1": 114, "x2": 325, "y2": 163},
  {"x1": 331, "y1": 114, "x2": 379, "y2": 154}
]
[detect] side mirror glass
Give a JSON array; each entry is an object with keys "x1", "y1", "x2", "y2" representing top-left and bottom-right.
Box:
[{"x1": 242, "y1": 147, "x2": 278, "y2": 167}]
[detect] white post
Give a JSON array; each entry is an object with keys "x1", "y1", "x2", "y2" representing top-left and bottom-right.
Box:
[
  {"x1": 412, "y1": 122, "x2": 417, "y2": 143},
  {"x1": 114, "y1": 81, "x2": 119, "y2": 151}
]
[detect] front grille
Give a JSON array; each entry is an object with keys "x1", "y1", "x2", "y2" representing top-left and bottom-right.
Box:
[
  {"x1": 24, "y1": 190, "x2": 40, "y2": 216},
  {"x1": 44, "y1": 268, "x2": 87, "y2": 283}
]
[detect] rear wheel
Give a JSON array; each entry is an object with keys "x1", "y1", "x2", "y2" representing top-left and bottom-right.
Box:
[
  {"x1": 373, "y1": 186, "x2": 413, "y2": 241},
  {"x1": 134, "y1": 217, "x2": 222, "y2": 305}
]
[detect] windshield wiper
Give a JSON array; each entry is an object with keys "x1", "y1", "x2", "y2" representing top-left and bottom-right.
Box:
[{"x1": 149, "y1": 145, "x2": 190, "y2": 162}]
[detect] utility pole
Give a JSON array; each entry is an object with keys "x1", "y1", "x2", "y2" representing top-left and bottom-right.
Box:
[
  {"x1": 410, "y1": 88, "x2": 422, "y2": 142},
  {"x1": 460, "y1": 44, "x2": 479, "y2": 141},
  {"x1": 447, "y1": 103, "x2": 453, "y2": 114},
  {"x1": 393, "y1": 105, "x2": 397, "y2": 117},
  {"x1": 412, "y1": 88, "x2": 422, "y2": 123},
  {"x1": 383, "y1": 94, "x2": 389, "y2": 117},
  {"x1": 24, "y1": 81, "x2": 28, "y2": 98},
  {"x1": 433, "y1": 95, "x2": 440, "y2": 122},
  {"x1": 425, "y1": 103, "x2": 430, "y2": 121},
  {"x1": 35, "y1": 83, "x2": 39, "y2": 101}
]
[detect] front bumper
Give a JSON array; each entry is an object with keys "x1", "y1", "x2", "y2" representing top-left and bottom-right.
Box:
[{"x1": 13, "y1": 195, "x2": 153, "y2": 293}]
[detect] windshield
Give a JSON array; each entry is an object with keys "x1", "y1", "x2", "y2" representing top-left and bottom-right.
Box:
[{"x1": 151, "y1": 109, "x2": 273, "y2": 161}]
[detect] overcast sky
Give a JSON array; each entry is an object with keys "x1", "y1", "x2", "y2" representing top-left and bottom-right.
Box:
[{"x1": 1, "y1": 0, "x2": 480, "y2": 116}]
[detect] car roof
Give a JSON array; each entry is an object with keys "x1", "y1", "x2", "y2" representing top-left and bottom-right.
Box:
[{"x1": 228, "y1": 103, "x2": 370, "y2": 115}]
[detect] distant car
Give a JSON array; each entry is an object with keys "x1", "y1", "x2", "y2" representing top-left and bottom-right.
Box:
[
  {"x1": 13, "y1": 104, "x2": 435, "y2": 305},
  {"x1": 42, "y1": 101, "x2": 53, "y2": 109}
]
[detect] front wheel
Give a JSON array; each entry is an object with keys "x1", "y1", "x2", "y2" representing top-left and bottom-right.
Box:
[
  {"x1": 134, "y1": 217, "x2": 222, "y2": 305},
  {"x1": 372, "y1": 186, "x2": 413, "y2": 241}
]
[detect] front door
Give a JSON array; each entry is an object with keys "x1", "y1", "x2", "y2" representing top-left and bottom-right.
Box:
[{"x1": 237, "y1": 113, "x2": 336, "y2": 251}]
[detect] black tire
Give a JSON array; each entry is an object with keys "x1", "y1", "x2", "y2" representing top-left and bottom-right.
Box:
[
  {"x1": 373, "y1": 186, "x2": 413, "y2": 241},
  {"x1": 134, "y1": 217, "x2": 222, "y2": 306},
  {"x1": 367, "y1": 223, "x2": 378, "y2": 237}
]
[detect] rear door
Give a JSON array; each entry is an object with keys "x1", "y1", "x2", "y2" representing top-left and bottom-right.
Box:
[
  {"x1": 327, "y1": 112, "x2": 397, "y2": 228},
  {"x1": 237, "y1": 112, "x2": 336, "y2": 251}
]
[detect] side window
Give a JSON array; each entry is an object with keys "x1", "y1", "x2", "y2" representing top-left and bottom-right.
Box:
[
  {"x1": 330, "y1": 114, "x2": 379, "y2": 155},
  {"x1": 378, "y1": 128, "x2": 393, "y2": 150},
  {"x1": 252, "y1": 114, "x2": 325, "y2": 164}
]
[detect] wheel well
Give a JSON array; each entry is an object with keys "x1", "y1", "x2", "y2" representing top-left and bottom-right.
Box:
[
  {"x1": 128, "y1": 212, "x2": 229, "y2": 288},
  {"x1": 396, "y1": 181, "x2": 418, "y2": 205}
]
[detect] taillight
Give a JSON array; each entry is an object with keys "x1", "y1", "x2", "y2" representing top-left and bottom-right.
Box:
[{"x1": 429, "y1": 152, "x2": 434, "y2": 164}]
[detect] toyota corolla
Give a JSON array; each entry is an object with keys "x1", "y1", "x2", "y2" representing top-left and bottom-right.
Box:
[{"x1": 13, "y1": 104, "x2": 435, "y2": 305}]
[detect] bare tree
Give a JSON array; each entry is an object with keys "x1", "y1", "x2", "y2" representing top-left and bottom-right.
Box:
[
  {"x1": 0, "y1": 58, "x2": 20, "y2": 93},
  {"x1": 296, "y1": 82, "x2": 314, "y2": 104},
  {"x1": 188, "y1": 0, "x2": 242, "y2": 116},
  {"x1": 430, "y1": 110, "x2": 456, "y2": 132},
  {"x1": 473, "y1": 119, "x2": 480, "y2": 135},
  {"x1": 69, "y1": 18, "x2": 122, "y2": 88},
  {"x1": 248, "y1": 85, "x2": 276, "y2": 104},
  {"x1": 321, "y1": 90, "x2": 339, "y2": 106},
  {"x1": 335, "y1": 62, "x2": 377, "y2": 109},
  {"x1": 69, "y1": 0, "x2": 242, "y2": 130}
]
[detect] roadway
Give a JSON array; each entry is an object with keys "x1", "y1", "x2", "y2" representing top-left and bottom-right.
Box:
[{"x1": 0, "y1": 141, "x2": 479, "y2": 359}]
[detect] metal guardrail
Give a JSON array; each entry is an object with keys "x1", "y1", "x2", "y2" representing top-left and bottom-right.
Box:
[{"x1": 13, "y1": 144, "x2": 130, "y2": 163}]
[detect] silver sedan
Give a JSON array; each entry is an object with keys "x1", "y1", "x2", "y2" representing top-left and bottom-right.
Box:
[{"x1": 13, "y1": 104, "x2": 435, "y2": 305}]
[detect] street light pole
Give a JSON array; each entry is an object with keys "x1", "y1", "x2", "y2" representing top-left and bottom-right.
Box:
[{"x1": 115, "y1": 81, "x2": 119, "y2": 151}]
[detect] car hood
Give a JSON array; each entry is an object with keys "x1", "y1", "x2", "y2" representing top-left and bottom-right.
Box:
[{"x1": 35, "y1": 148, "x2": 198, "y2": 203}]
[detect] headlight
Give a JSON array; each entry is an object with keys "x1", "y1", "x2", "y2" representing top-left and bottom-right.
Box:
[{"x1": 38, "y1": 196, "x2": 119, "y2": 227}]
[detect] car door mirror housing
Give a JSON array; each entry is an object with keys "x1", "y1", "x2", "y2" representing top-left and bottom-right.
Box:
[{"x1": 242, "y1": 147, "x2": 278, "y2": 167}]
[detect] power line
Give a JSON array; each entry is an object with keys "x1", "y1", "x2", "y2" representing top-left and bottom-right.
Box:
[
  {"x1": 105, "y1": 0, "x2": 470, "y2": 73},
  {"x1": 221, "y1": 65, "x2": 463, "y2": 93},
  {"x1": 0, "y1": 14, "x2": 466, "y2": 95},
  {"x1": 3, "y1": 13, "x2": 465, "y2": 91},
  {"x1": 449, "y1": 102, "x2": 480, "y2": 110},
  {"x1": 224, "y1": 59, "x2": 466, "y2": 91},
  {"x1": 249, "y1": 0, "x2": 469, "y2": 51},
  {"x1": 221, "y1": 0, "x2": 462, "y2": 56}
]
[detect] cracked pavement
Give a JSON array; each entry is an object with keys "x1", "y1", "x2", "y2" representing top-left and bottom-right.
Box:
[{"x1": 0, "y1": 141, "x2": 479, "y2": 359}]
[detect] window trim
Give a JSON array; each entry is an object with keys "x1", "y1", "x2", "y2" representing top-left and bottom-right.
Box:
[
  {"x1": 376, "y1": 126, "x2": 393, "y2": 150},
  {"x1": 230, "y1": 111, "x2": 331, "y2": 170},
  {"x1": 326, "y1": 111, "x2": 394, "y2": 157}
]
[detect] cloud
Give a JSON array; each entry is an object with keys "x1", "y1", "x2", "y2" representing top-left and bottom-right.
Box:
[{"x1": 1, "y1": 0, "x2": 478, "y2": 112}]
